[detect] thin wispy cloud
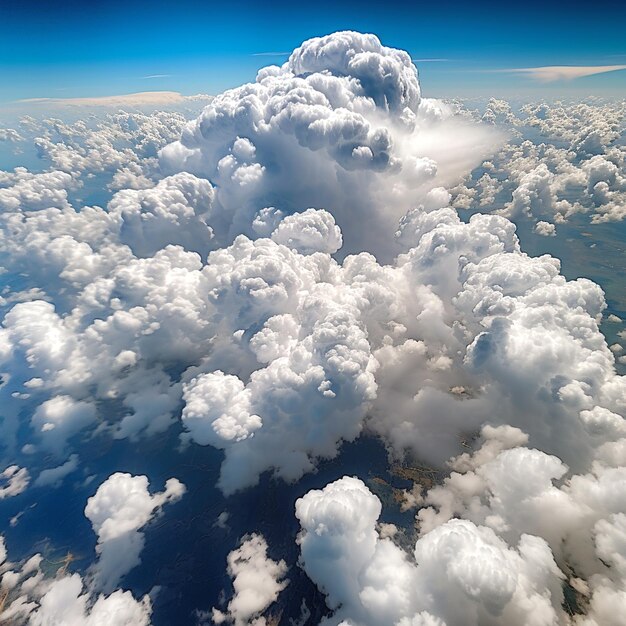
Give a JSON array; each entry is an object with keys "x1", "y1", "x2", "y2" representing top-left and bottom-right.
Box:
[
  {"x1": 16, "y1": 91, "x2": 187, "y2": 107},
  {"x1": 141, "y1": 74, "x2": 173, "y2": 79},
  {"x1": 497, "y1": 64, "x2": 626, "y2": 82}
]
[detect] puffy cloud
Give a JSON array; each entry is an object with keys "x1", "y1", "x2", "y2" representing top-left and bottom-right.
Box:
[
  {"x1": 28, "y1": 574, "x2": 152, "y2": 626},
  {"x1": 449, "y1": 99, "x2": 626, "y2": 223},
  {"x1": 296, "y1": 476, "x2": 566, "y2": 626},
  {"x1": 182, "y1": 371, "x2": 262, "y2": 446},
  {"x1": 0, "y1": 465, "x2": 29, "y2": 499},
  {"x1": 160, "y1": 31, "x2": 500, "y2": 258},
  {"x1": 212, "y1": 534, "x2": 288, "y2": 626},
  {"x1": 410, "y1": 424, "x2": 626, "y2": 625},
  {"x1": 534, "y1": 220, "x2": 556, "y2": 236},
  {"x1": 32, "y1": 396, "x2": 96, "y2": 455},
  {"x1": 0, "y1": 33, "x2": 625, "y2": 626},
  {"x1": 107, "y1": 172, "x2": 215, "y2": 258},
  {"x1": 0, "y1": 168, "x2": 76, "y2": 212},
  {"x1": 270, "y1": 208, "x2": 343, "y2": 254},
  {"x1": 1, "y1": 133, "x2": 622, "y2": 495},
  {"x1": 84, "y1": 472, "x2": 185, "y2": 591},
  {"x1": 0, "y1": 535, "x2": 151, "y2": 625},
  {"x1": 0, "y1": 128, "x2": 23, "y2": 143}
]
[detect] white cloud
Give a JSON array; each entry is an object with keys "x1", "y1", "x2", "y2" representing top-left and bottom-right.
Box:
[
  {"x1": 212, "y1": 534, "x2": 288, "y2": 626},
  {"x1": 33, "y1": 454, "x2": 79, "y2": 488},
  {"x1": 502, "y1": 65, "x2": 626, "y2": 82},
  {"x1": 0, "y1": 536, "x2": 152, "y2": 625},
  {"x1": 17, "y1": 91, "x2": 196, "y2": 107},
  {"x1": 270, "y1": 208, "x2": 343, "y2": 254},
  {"x1": 29, "y1": 574, "x2": 152, "y2": 626},
  {"x1": 0, "y1": 32, "x2": 624, "y2": 626},
  {"x1": 534, "y1": 220, "x2": 556, "y2": 236},
  {"x1": 32, "y1": 396, "x2": 97, "y2": 455},
  {"x1": 85, "y1": 472, "x2": 185, "y2": 591},
  {"x1": 160, "y1": 31, "x2": 501, "y2": 258},
  {"x1": 0, "y1": 465, "x2": 29, "y2": 499},
  {"x1": 296, "y1": 476, "x2": 565, "y2": 625}
]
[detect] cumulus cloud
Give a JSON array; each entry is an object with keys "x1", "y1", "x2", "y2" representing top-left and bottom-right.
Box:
[
  {"x1": 0, "y1": 91, "x2": 622, "y2": 496},
  {"x1": 32, "y1": 396, "x2": 97, "y2": 455},
  {"x1": 410, "y1": 424, "x2": 626, "y2": 626},
  {"x1": 534, "y1": 220, "x2": 556, "y2": 236},
  {"x1": 0, "y1": 465, "x2": 29, "y2": 499},
  {"x1": 0, "y1": 535, "x2": 151, "y2": 625},
  {"x1": 212, "y1": 534, "x2": 288, "y2": 626},
  {"x1": 160, "y1": 31, "x2": 501, "y2": 258},
  {"x1": 270, "y1": 208, "x2": 343, "y2": 254},
  {"x1": 84, "y1": 472, "x2": 185, "y2": 592},
  {"x1": 296, "y1": 476, "x2": 566, "y2": 626},
  {"x1": 28, "y1": 574, "x2": 152, "y2": 626},
  {"x1": 108, "y1": 172, "x2": 215, "y2": 258},
  {"x1": 0, "y1": 30, "x2": 625, "y2": 626},
  {"x1": 449, "y1": 99, "x2": 626, "y2": 223}
]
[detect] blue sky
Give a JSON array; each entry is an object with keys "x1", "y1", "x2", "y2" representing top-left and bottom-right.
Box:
[{"x1": 1, "y1": 0, "x2": 625, "y2": 103}]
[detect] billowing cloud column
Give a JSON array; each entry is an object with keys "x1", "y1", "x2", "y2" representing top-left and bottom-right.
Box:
[
  {"x1": 296, "y1": 477, "x2": 566, "y2": 626},
  {"x1": 160, "y1": 31, "x2": 500, "y2": 257}
]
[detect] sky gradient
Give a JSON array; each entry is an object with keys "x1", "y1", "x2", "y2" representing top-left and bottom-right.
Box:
[{"x1": 1, "y1": 0, "x2": 626, "y2": 103}]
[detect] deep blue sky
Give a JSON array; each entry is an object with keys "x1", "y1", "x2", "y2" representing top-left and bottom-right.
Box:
[{"x1": 1, "y1": 0, "x2": 625, "y2": 102}]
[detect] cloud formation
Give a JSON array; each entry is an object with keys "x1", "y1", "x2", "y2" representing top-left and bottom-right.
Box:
[
  {"x1": 296, "y1": 476, "x2": 565, "y2": 626},
  {"x1": 0, "y1": 30, "x2": 624, "y2": 626},
  {"x1": 212, "y1": 533, "x2": 288, "y2": 626},
  {"x1": 17, "y1": 91, "x2": 205, "y2": 108},
  {"x1": 503, "y1": 65, "x2": 626, "y2": 82},
  {"x1": 160, "y1": 31, "x2": 501, "y2": 257},
  {"x1": 84, "y1": 472, "x2": 185, "y2": 592},
  {"x1": 0, "y1": 535, "x2": 151, "y2": 625}
]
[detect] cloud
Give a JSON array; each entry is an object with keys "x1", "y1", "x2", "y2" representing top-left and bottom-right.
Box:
[
  {"x1": 0, "y1": 31, "x2": 625, "y2": 625},
  {"x1": 108, "y1": 171, "x2": 216, "y2": 258},
  {"x1": 141, "y1": 74, "x2": 173, "y2": 79},
  {"x1": 0, "y1": 51, "x2": 621, "y2": 497},
  {"x1": 212, "y1": 534, "x2": 288, "y2": 626},
  {"x1": 534, "y1": 220, "x2": 556, "y2": 236},
  {"x1": 84, "y1": 472, "x2": 185, "y2": 591},
  {"x1": 32, "y1": 396, "x2": 97, "y2": 455},
  {"x1": 29, "y1": 575, "x2": 152, "y2": 626},
  {"x1": 0, "y1": 536, "x2": 152, "y2": 625},
  {"x1": 0, "y1": 465, "x2": 29, "y2": 499},
  {"x1": 296, "y1": 476, "x2": 565, "y2": 625},
  {"x1": 160, "y1": 30, "x2": 502, "y2": 258},
  {"x1": 449, "y1": 99, "x2": 626, "y2": 222},
  {"x1": 0, "y1": 128, "x2": 23, "y2": 142},
  {"x1": 16, "y1": 91, "x2": 192, "y2": 107},
  {"x1": 501, "y1": 65, "x2": 626, "y2": 82},
  {"x1": 33, "y1": 454, "x2": 79, "y2": 488},
  {"x1": 414, "y1": 424, "x2": 626, "y2": 625}
]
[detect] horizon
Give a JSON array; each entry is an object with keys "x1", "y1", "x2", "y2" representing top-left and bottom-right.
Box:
[{"x1": 2, "y1": 0, "x2": 626, "y2": 104}]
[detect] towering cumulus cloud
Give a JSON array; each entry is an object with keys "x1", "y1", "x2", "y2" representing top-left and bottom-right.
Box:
[
  {"x1": 160, "y1": 31, "x2": 500, "y2": 257},
  {"x1": 0, "y1": 30, "x2": 625, "y2": 625}
]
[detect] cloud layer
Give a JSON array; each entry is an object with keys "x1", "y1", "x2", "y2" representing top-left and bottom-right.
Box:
[{"x1": 0, "y1": 30, "x2": 624, "y2": 626}]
